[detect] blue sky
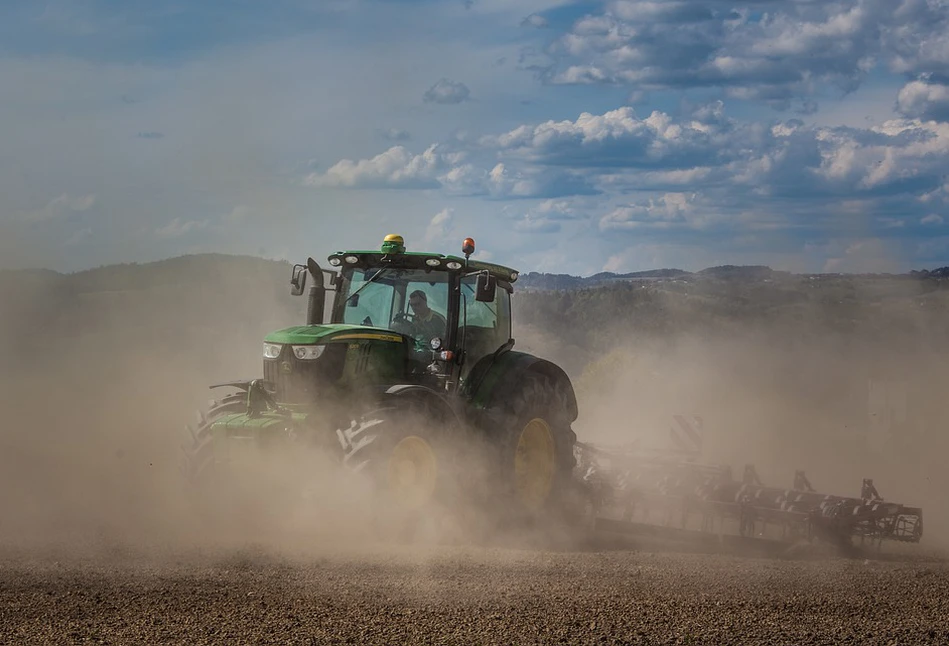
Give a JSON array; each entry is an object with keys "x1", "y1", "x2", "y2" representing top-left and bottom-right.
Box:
[{"x1": 2, "y1": 0, "x2": 949, "y2": 275}]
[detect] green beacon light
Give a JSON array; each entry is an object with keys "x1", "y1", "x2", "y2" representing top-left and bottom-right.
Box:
[{"x1": 381, "y1": 234, "x2": 406, "y2": 254}]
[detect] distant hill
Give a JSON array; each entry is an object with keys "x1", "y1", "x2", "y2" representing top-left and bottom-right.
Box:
[
  {"x1": 517, "y1": 269, "x2": 691, "y2": 291},
  {"x1": 912, "y1": 266, "x2": 949, "y2": 278},
  {"x1": 516, "y1": 264, "x2": 949, "y2": 291},
  {"x1": 3, "y1": 254, "x2": 948, "y2": 363}
]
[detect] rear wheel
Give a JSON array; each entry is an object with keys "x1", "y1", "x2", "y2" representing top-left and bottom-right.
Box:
[{"x1": 489, "y1": 372, "x2": 586, "y2": 538}]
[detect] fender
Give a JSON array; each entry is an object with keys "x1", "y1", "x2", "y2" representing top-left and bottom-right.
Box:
[
  {"x1": 208, "y1": 379, "x2": 256, "y2": 391},
  {"x1": 384, "y1": 384, "x2": 465, "y2": 428},
  {"x1": 463, "y1": 350, "x2": 578, "y2": 422}
]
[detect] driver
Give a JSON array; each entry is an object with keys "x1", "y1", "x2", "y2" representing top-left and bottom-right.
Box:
[{"x1": 407, "y1": 289, "x2": 447, "y2": 345}]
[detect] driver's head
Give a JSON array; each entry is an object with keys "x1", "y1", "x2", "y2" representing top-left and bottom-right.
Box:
[{"x1": 408, "y1": 289, "x2": 430, "y2": 316}]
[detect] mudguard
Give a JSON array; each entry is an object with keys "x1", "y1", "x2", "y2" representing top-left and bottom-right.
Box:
[
  {"x1": 463, "y1": 349, "x2": 579, "y2": 422},
  {"x1": 383, "y1": 384, "x2": 464, "y2": 427}
]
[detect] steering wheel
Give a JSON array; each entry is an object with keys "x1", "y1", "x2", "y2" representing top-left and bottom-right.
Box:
[{"x1": 391, "y1": 311, "x2": 416, "y2": 335}]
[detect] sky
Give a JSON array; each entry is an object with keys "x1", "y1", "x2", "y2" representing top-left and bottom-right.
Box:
[{"x1": 2, "y1": 0, "x2": 949, "y2": 275}]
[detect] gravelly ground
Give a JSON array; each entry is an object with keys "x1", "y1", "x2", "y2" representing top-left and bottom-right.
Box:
[{"x1": 1, "y1": 542, "x2": 947, "y2": 646}]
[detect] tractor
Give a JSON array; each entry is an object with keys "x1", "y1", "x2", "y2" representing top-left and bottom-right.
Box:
[{"x1": 182, "y1": 234, "x2": 580, "y2": 534}]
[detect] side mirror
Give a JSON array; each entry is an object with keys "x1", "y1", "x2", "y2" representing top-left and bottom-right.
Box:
[
  {"x1": 475, "y1": 271, "x2": 496, "y2": 303},
  {"x1": 290, "y1": 263, "x2": 307, "y2": 296}
]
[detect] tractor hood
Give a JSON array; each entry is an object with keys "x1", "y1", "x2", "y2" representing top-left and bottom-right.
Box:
[{"x1": 264, "y1": 324, "x2": 405, "y2": 345}]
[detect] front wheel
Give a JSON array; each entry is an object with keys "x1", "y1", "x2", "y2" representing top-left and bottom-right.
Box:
[{"x1": 337, "y1": 403, "x2": 464, "y2": 543}]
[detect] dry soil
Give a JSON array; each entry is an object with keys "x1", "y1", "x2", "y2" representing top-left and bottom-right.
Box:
[{"x1": 1, "y1": 542, "x2": 947, "y2": 645}]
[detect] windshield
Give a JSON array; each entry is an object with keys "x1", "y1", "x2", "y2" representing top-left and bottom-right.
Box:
[{"x1": 334, "y1": 267, "x2": 451, "y2": 345}]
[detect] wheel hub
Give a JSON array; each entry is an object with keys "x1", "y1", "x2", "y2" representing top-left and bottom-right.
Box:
[
  {"x1": 514, "y1": 418, "x2": 556, "y2": 510},
  {"x1": 386, "y1": 435, "x2": 438, "y2": 510}
]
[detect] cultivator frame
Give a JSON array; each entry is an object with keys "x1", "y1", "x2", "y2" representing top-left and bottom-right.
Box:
[{"x1": 576, "y1": 442, "x2": 923, "y2": 552}]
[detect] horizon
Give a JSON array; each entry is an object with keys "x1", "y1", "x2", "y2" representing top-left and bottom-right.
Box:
[
  {"x1": 4, "y1": 250, "x2": 948, "y2": 280},
  {"x1": 2, "y1": 2, "x2": 949, "y2": 275}
]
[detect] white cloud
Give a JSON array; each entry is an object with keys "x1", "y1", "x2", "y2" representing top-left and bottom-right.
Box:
[
  {"x1": 485, "y1": 106, "x2": 732, "y2": 169},
  {"x1": 423, "y1": 208, "x2": 454, "y2": 244},
  {"x1": 521, "y1": 14, "x2": 549, "y2": 28},
  {"x1": 513, "y1": 197, "x2": 590, "y2": 233},
  {"x1": 514, "y1": 217, "x2": 561, "y2": 233},
  {"x1": 922, "y1": 213, "x2": 945, "y2": 225},
  {"x1": 65, "y1": 227, "x2": 93, "y2": 246},
  {"x1": 154, "y1": 218, "x2": 208, "y2": 239},
  {"x1": 315, "y1": 103, "x2": 949, "y2": 246},
  {"x1": 897, "y1": 79, "x2": 949, "y2": 121},
  {"x1": 599, "y1": 193, "x2": 699, "y2": 230},
  {"x1": 551, "y1": 65, "x2": 616, "y2": 85},
  {"x1": 306, "y1": 145, "x2": 449, "y2": 189},
  {"x1": 423, "y1": 78, "x2": 471, "y2": 104},
  {"x1": 379, "y1": 127, "x2": 412, "y2": 141},
  {"x1": 21, "y1": 194, "x2": 96, "y2": 222},
  {"x1": 545, "y1": 0, "x2": 949, "y2": 110},
  {"x1": 223, "y1": 205, "x2": 254, "y2": 223},
  {"x1": 310, "y1": 146, "x2": 597, "y2": 198}
]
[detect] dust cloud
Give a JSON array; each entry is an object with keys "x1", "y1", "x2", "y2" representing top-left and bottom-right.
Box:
[
  {"x1": 1, "y1": 256, "x2": 946, "y2": 565},
  {"x1": 0, "y1": 257, "x2": 387, "y2": 564},
  {"x1": 0, "y1": 257, "x2": 569, "y2": 567},
  {"x1": 516, "y1": 272, "x2": 949, "y2": 552}
]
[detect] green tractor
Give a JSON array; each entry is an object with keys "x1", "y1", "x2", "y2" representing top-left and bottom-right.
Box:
[{"x1": 182, "y1": 234, "x2": 580, "y2": 533}]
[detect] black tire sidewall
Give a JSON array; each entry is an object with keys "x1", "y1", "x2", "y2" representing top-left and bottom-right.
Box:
[{"x1": 494, "y1": 373, "x2": 576, "y2": 521}]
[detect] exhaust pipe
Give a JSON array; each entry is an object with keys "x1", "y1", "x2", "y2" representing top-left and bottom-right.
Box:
[{"x1": 306, "y1": 257, "x2": 326, "y2": 325}]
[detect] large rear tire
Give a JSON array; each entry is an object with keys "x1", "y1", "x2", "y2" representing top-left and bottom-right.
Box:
[{"x1": 488, "y1": 372, "x2": 585, "y2": 539}]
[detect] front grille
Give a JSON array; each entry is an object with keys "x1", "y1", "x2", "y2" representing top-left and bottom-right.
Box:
[{"x1": 263, "y1": 344, "x2": 347, "y2": 404}]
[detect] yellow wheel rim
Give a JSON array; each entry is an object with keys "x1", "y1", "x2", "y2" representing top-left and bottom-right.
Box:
[
  {"x1": 514, "y1": 418, "x2": 556, "y2": 510},
  {"x1": 387, "y1": 435, "x2": 438, "y2": 510}
]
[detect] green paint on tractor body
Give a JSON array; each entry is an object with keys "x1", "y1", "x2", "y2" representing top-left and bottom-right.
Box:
[{"x1": 264, "y1": 324, "x2": 404, "y2": 346}]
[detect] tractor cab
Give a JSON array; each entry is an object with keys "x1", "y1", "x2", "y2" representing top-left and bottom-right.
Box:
[{"x1": 286, "y1": 234, "x2": 517, "y2": 393}]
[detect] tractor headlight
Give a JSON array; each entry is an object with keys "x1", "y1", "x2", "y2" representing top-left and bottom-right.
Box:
[
  {"x1": 292, "y1": 345, "x2": 325, "y2": 360},
  {"x1": 430, "y1": 337, "x2": 443, "y2": 351},
  {"x1": 263, "y1": 343, "x2": 282, "y2": 359},
  {"x1": 446, "y1": 261, "x2": 462, "y2": 270}
]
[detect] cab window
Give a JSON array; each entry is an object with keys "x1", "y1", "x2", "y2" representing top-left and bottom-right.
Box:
[
  {"x1": 335, "y1": 267, "x2": 450, "y2": 342},
  {"x1": 459, "y1": 275, "x2": 511, "y2": 372}
]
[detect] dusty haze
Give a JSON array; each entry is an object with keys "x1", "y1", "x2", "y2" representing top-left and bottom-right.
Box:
[{"x1": 0, "y1": 255, "x2": 946, "y2": 562}]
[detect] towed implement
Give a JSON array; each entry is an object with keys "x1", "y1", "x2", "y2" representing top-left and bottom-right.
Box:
[{"x1": 575, "y1": 442, "x2": 924, "y2": 553}]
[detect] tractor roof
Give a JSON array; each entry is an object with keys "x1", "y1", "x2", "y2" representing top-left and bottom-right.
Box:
[{"x1": 327, "y1": 235, "x2": 520, "y2": 284}]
